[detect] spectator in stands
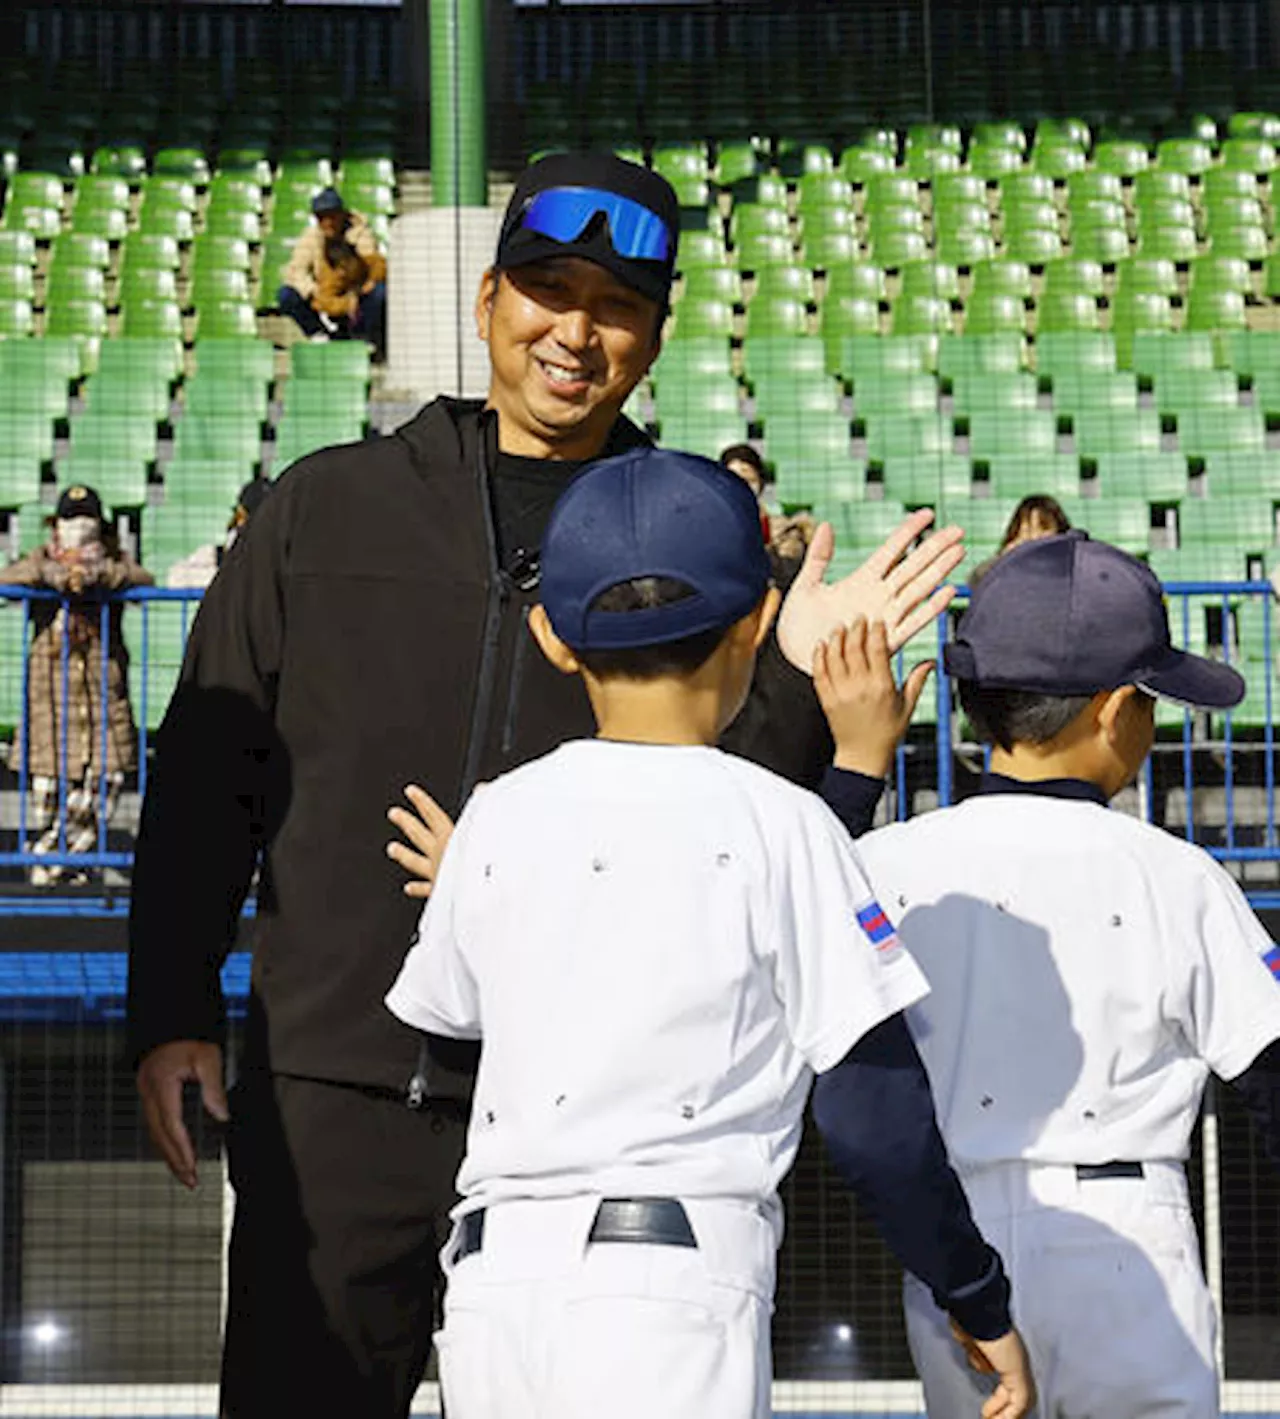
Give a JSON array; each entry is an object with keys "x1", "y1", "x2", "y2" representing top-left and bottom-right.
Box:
[
  {"x1": 972, "y1": 495, "x2": 1073, "y2": 584},
  {"x1": 278, "y1": 188, "x2": 387, "y2": 360},
  {"x1": 719, "y1": 442, "x2": 815, "y2": 580},
  {"x1": 0, "y1": 486, "x2": 153, "y2": 885},
  {"x1": 128, "y1": 152, "x2": 964, "y2": 1419},
  {"x1": 165, "y1": 480, "x2": 273, "y2": 591}
]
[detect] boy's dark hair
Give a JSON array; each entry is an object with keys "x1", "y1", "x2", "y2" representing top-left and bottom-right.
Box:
[
  {"x1": 958, "y1": 680, "x2": 1095, "y2": 753},
  {"x1": 719, "y1": 443, "x2": 768, "y2": 480},
  {"x1": 575, "y1": 576, "x2": 728, "y2": 680}
]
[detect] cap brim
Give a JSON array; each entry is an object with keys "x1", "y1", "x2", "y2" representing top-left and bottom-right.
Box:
[{"x1": 1137, "y1": 647, "x2": 1247, "y2": 710}]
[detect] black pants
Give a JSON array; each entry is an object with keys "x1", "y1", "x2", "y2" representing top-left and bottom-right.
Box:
[{"x1": 220, "y1": 1070, "x2": 467, "y2": 1419}]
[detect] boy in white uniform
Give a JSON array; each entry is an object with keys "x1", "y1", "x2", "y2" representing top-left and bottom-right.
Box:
[
  {"x1": 859, "y1": 530, "x2": 1280, "y2": 1418},
  {"x1": 386, "y1": 447, "x2": 1034, "y2": 1419}
]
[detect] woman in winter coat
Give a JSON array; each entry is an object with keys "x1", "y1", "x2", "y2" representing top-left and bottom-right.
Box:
[{"x1": 0, "y1": 485, "x2": 153, "y2": 884}]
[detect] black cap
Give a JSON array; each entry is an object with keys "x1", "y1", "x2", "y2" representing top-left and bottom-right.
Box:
[
  {"x1": 312, "y1": 187, "x2": 345, "y2": 216},
  {"x1": 55, "y1": 485, "x2": 103, "y2": 522},
  {"x1": 236, "y1": 479, "x2": 270, "y2": 519},
  {"x1": 495, "y1": 152, "x2": 679, "y2": 306},
  {"x1": 945, "y1": 531, "x2": 1246, "y2": 709}
]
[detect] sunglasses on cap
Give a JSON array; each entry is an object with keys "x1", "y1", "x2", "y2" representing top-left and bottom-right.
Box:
[{"x1": 517, "y1": 187, "x2": 672, "y2": 263}]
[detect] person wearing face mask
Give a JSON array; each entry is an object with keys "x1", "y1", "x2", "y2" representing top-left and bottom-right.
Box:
[{"x1": 0, "y1": 486, "x2": 153, "y2": 885}]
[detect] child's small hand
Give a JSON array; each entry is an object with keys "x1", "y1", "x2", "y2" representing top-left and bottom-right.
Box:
[
  {"x1": 386, "y1": 784, "x2": 455, "y2": 899},
  {"x1": 813, "y1": 617, "x2": 934, "y2": 779}
]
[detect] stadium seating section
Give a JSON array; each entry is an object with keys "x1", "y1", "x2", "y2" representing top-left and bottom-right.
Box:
[{"x1": 9, "y1": 56, "x2": 1280, "y2": 727}]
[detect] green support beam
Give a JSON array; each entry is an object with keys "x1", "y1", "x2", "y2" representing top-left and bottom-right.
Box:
[{"x1": 431, "y1": 0, "x2": 488, "y2": 206}]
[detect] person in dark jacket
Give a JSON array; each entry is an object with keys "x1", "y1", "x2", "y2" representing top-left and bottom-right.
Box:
[{"x1": 127, "y1": 152, "x2": 965, "y2": 1419}]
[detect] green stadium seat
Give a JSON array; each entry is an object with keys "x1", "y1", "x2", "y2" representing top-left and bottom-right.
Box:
[
  {"x1": 1185, "y1": 287, "x2": 1249, "y2": 333},
  {"x1": 145, "y1": 178, "x2": 199, "y2": 215},
  {"x1": 969, "y1": 145, "x2": 1023, "y2": 180},
  {"x1": 839, "y1": 335, "x2": 936, "y2": 381},
  {"x1": 44, "y1": 298, "x2": 107, "y2": 341},
  {"x1": 1070, "y1": 225, "x2": 1132, "y2": 264},
  {"x1": 1137, "y1": 226, "x2": 1199, "y2": 263},
  {"x1": 866, "y1": 230, "x2": 929, "y2": 269},
  {"x1": 731, "y1": 205, "x2": 790, "y2": 245},
  {"x1": 58, "y1": 450, "x2": 150, "y2": 507},
  {"x1": 796, "y1": 174, "x2": 854, "y2": 211},
  {"x1": 207, "y1": 176, "x2": 264, "y2": 214},
  {"x1": 46, "y1": 262, "x2": 108, "y2": 305},
  {"x1": 0, "y1": 412, "x2": 55, "y2": 461},
  {"x1": 1037, "y1": 291, "x2": 1101, "y2": 333},
  {"x1": 892, "y1": 295, "x2": 955, "y2": 336},
  {"x1": 282, "y1": 381, "x2": 371, "y2": 422},
  {"x1": 75, "y1": 175, "x2": 130, "y2": 211},
  {"x1": 196, "y1": 300, "x2": 257, "y2": 339},
  {"x1": 761, "y1": 414, "x2": 851, "y2": 472},
  {"x1": 1072, "y1": 409, "x2": 1163, "y2": 455},
  {"x1": 819, "y1": 297, "x2": 881, "y2": 345},
  {"x1": 735, "y1": 233, "x2": 795, "y2": 270},
  {"x1": 881, "y1": 454, "x2": 973, "y2": 505},
  {"x1": 970, "y1": 260, "x2": 1033, "y2": 301},
  {"x1": 203, "y1": 209, "x2": 262, "y2": 244},
  {"x1": 91, "y1": 144, "x2": 146, "y2": 183},
  {"x1": 137, "y1": 204, "x2": 195, "y2": 242},
  {"x1": 1032, "y1": 144, "x2": 1087, "y2": 179},
  {"x1": 670, "y1": 298, "x2": 733, "y2": 339},
  {"x1": 652, "y1": 377, "x2": 739, "y2": 423},
  {"x1": 1068, "y1": 196, "x2": 1126, "y2": 232},
  {"x1": 1221, "y1": 139, "x2": 1278, "y2": 174},
  {"x1": 1067, "y1": 170, "x2": 1124, "y2": 204},
  {"x1": 840, "y1": 500, "x2": 912, "y2": 548},
  {"x1": 1149, "y1": 545, "x2": 1250, "y2": 583},
  {"x1": 1049, "y1": 369, "x2": 1139, "y2": 412},
  {"x1": 0, "y1": 231, "x2": 36, "y2": 269},
  {"x1": 899, "y1": 261, "x2": 960, "y2": 302},
  {"x1": 1179, "y1": 497, "x2": 1276, "y2": 546},
  {"x1": 864, "y1": 414, "x2": 954, "y2": 461},
  {"x1": 650, "y1": 338, "x2": 732, "y2": 382},
  {"x1": 825, "y1": 266, "x2": 887, "y2": 303},
  {"x1": 70, "y1": 204, "x2": 127, "y2": 241},
  {"x1": 1116, "y1": 257, "x2": 1180, "y2": 298},
  {"x1": 804, "y1": 231, "x2": 859, "y2": 270},
  {"x1": 1002, "y1": 227, "x2": 1065, "y2": 265},
  {"x1": 1043, "y1": 258, "x2": 1106, "y2": 298},
  {"x1": 0, "y1": 450, "x2": 43, "y2": 506},
  {"x1": 96, "y1": 336, "x2": 184, "y2": 383},
  {"x1": 0, "y1": 264, "x2": 34, "y2": 303},
  {"x1": 119, "y1": 299, "x2": 183, "y2": 340},
  {"x1": 1092, "y1": 451, "x2": 1189, "y2": 500},
  {"x1": 4, "y1": 205, "x2": 62, "y2": 241},
  {"x1": 1071, "y1": 499, "x2": 1152, "y2": 552},
  {"x1": 6, "y1": 174, "x2": 65, "y2": 212},
  {"x1": 189, "y1": 267, "x2": 251, "y2": 307},
  {"x1": 950, "y1": 498, "x2": 1020, "y2": 562},
  {"x1": 1191, "y1": 255, "x2": 1253, "y2": 297},
  {"x1": 1203, "y1": 451, "x2": 1280, "y2": 497},
  {"x1": 964, "y1": 292, "x2": 1028, "y2": 335},
  {"x1": 968, "y1": 409, "x2": 1057, "y2": 457},
  {"x1": 1177, "y1": 406, "x2": 1266, "y2": 456},
  {"x1": 1208, "y1": 226, "x2": 1270, "y2": 262},
  {"x1": 153, "y1": 147, "x2": 210, "y2": 184},
  {"x1": 1094, "y1": 140, "x2": 1151, "y2": 177},
  {"x1": 1129, "y1": 332, "x2": 1216, "y2": 380},
  {"x1": 119, "y1": 268, "x2": 180, "y2": 307},
  {"x1": 84, "y1": 371, "x2": 171, "y2": 422},
  {"x1": 852, "y1": 372, "x2": 938, "y2": 418},
  {"x1": 1001, "y1": 199, "x2": 1059, "y2": 237},
  {"x1": 1154, "y1": 369, "x2": 1240, "y2": 414},
  {"x1": 986, "y1": 455, "x2": 1081, "y2": 501},
  {"x1": 936, "y1": 231, "x2": 997, "y2": 267},
  {"x1": 163, "y1": 456, "x2": 255, "y2": 506},
  {"x1": 1134, "y1": 196, "x2": 1196, "y2": 232},
  {"x1": 752, "y1": 266, "x2": 815, "y2": 304},
  {"x1": 173, "y1": 412, "x2": 263, "y2": 465},
  {"x1": 742, "y1": 337, "x2": 825, "y2": 383},
  {"x1": 679, "y1": 268, "x2": 741, "y2": 307},
  {"x1": 1156, "y1": 139, "x2": 1214, "y2": 175},
  {"x1": 949, "y1": 370, "x2": 1038, "y2": 416},
  {"x1": 999, "y1": 171, "x2": 1055, "y2": 205},
  {"x1": 937, "y1": 334, "x2": 1026, "y2": 380}
]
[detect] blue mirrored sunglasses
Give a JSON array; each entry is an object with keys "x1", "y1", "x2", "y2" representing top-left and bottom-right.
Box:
[{"x1": 518, "y1": 186, "x2": 672, "y2": 263}]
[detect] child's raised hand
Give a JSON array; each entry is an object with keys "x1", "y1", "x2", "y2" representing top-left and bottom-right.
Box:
[
  {"x1": 812, "y1": 617, "x2": 934, "y2": 779},
  {"x1": 386, "y1": 785, "x2": 455, "y2": 899}
]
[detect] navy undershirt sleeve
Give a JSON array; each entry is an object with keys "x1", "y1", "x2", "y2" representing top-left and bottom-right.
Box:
[
  {"x1": 817, "y1": 765, "x2": 886, "y2": 840},
  {"x1": 1227, "y1": 1037, "x2": 1280, "y2": 1167},
  {"x1": 811, "y1": 1013, "x2": 1013, "y2": 1340}
]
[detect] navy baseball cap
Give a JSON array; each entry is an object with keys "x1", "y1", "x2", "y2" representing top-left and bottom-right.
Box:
[
  {"x1": 312, "y1": 187, "x2": 345, "y2": 216},
  {"x1": 540, "y1": 447, "x2": 772, "y2": 652},
  {"x1": 496, "y1": 153, "x2": 679, "y2": 306},
  {"x1": 56, "y1": 485, "x2": 103, "y2": 522},
  {"x1": 945, "y1": 531, "x2": 1245, "y2": 709}
]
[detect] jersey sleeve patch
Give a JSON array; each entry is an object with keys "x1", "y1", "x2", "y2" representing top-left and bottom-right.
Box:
[
  {"x1": 856, "y1": 900, "x2": 901, "y2": 957},
  {"x1": 1262, "y1": 944, "x2": 1280, "y2": 980}
]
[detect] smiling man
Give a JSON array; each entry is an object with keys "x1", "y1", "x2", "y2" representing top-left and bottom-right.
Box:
[{"x1": 126, "y1": 152, "x2": 964, "y2": 1419}]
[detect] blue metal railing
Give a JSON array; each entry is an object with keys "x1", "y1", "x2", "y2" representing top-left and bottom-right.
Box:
[{"x1": 0, "y1": 578, "x2": 1276, "y2": 888}]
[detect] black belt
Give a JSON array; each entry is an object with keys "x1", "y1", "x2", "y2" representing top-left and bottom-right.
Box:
[
  {"x1": 456, "y1": 1197, "x2": 697, "y2": 1262},
  {"x1": 1076, "y1": 1161, "x2": 1144, "y2": 1181}
]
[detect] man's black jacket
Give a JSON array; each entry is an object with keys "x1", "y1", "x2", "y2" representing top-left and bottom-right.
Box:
[{"x1": 126, "y1": 399, "x2": 833, "y2": 1097}]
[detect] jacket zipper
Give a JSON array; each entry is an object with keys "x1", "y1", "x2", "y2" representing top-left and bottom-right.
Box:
[
  {"x1": 500, "y1": 606, "x2": 531, "y2": 755},
  {"x1": 458, "y1": 427, "x2": 507, "y2": 802}
]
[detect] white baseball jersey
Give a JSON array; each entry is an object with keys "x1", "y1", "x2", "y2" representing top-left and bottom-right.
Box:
[
  {"x1": 386, "y1": 738, "x2": 927, "y2": 1218},
  {"x1": 859, "y1": 790, "x2": 1280, "y2": 1171}
]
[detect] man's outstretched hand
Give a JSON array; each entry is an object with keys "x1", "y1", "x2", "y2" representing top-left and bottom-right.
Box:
[{"x1": 777, "y1": 510, "x2": 964, "y2": 673}]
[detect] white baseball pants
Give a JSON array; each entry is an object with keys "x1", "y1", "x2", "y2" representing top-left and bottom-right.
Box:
[
  {"x1": 433, "y1": 1195, "x2": 776, "y2": 1419},
  {"x1": 905, "y1": 1160, "x2": 1218, "y2": 1419}
]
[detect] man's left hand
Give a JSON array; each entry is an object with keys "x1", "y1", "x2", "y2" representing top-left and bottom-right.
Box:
[
  {"x1": 776, "y1": 510, "x2": 964, "y2": 672},
  {"x1": 386, "y1": 785, "x2": 455, "y2": 898}
]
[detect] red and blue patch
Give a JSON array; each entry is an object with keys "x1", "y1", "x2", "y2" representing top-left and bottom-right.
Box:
[
  {"x1": 1263, "y1": 945, "x2": 1280, "y2": 980},
  {"x1": 857, "y1": 900, "x2": 898, "y2": 951}
]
